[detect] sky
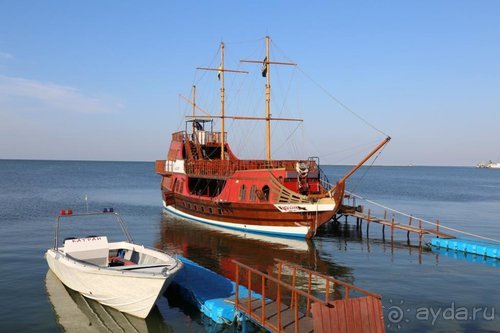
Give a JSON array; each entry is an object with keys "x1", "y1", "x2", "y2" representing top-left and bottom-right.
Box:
[{"x1": 0, "y1": 1, "x2": 499, "y2": 166}]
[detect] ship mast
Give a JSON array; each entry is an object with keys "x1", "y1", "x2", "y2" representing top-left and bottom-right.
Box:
[
  {"x1": 241, "y1": 36, "x2": 296, "y2": 161},
  {"x1": 264, "y1": 37, "x2": 271, "y2": 161},
  {"x1": 220, "y1": 43, "x2": 226, "y2": 160},
  {"x1": 197, "y1": 42, "x2": 247, "y2": 160},
  {"x1": 191, "y1": 85, "x2": 196, "y2": 133}
]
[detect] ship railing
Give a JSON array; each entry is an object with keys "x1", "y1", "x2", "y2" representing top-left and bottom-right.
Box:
[
  {"x1": 193, "y1": 130, "x2": 227, "y2": 145},
  {"x1": 317, "y1": 165, "x2": 331, "y2": 191},
  {"x1": 185, "y1": 159, "x2": 317, "y2": 177},
  {"x1": 173, "y1": 130, "x2": 227, "y2": 145}
]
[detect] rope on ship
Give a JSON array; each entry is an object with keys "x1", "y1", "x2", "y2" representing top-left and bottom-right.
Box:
[
  {"x1": 271, "y1": 39, "x2": 389, "y2": 139},
  {"x1": 342, "y1": 189, "x2": 500, "y2": 244}
]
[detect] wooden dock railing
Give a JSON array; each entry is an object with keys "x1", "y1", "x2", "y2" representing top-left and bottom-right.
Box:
[
  {"x1": 233, "y1": 259, "x2": 384, "y2": 333},
  {"x1": 339, "y1": 205, "x2": 455, "y2": 245}
]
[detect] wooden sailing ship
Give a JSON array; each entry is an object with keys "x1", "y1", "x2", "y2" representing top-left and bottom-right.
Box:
[{"x1": 156, "y1": 36, "x2": 390, "y2": 238}]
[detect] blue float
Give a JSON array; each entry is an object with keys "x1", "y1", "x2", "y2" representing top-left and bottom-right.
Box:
[
  {"x1": 430, "y1": 238, "x2": 500, "y2": 260},
  {"x1": 171, "y1": 256, "x2": 261, "y2": 324}
]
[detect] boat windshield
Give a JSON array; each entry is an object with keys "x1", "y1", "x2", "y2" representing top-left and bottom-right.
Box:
[{"x1": 53, "y1": 210, "x2": 133, "y2": 250}]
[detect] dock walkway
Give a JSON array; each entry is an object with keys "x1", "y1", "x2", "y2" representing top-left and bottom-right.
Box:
[
  {"x1": 338, "y1": 205, "x2": 455, "y2": 245},
  {"x1": 171, "y1": 255, "x2": 386, "y2": 332},
  {"x1": 238, "y1": 297, "x2": 313, "y2": 333}
]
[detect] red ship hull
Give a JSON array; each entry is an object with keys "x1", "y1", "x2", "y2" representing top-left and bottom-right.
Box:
[{"x1": 156, "y1": 132, "x2": 345, "y2": 238}]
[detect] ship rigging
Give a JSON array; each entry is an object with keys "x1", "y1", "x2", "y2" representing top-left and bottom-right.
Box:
[{"x1": 156, "y1": 36, "x2": 390, "y2": 238}]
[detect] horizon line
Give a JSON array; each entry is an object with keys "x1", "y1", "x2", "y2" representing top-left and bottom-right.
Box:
[{"x1": 0, "y1": 158, "x2": 479, "y2": 168}]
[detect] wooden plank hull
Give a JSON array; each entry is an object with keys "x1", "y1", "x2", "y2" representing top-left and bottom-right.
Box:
[{"x1": 161, "y1": 190, "x2": 337, "y2": 238}]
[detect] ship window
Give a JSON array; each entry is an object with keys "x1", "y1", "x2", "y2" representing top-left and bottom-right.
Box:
[
  {"x1": 239, "y1": 184, "x2": 246, "y2": 201},
  {"x1": 209, "y1": 207, "x2": 213, "y2": 214},
  {"x1": 193, "y1": 204, "x2": 197, "y2": 211},
  {"x1": 262, "y1": 185, "x2": 270, "y2": 201},
  {"x1": 218, "y1": 208, "x2": 223, "y2": 215},
  {"x1": 201, "y1": 206, "x2": 205, "y2": 213},
  {"x1": 250, "y1": 185, "x2": 257, "y2": 201}
]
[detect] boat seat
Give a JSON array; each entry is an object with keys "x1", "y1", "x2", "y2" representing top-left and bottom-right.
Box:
[
  {"x1": 64, "y1": 236, "x2": 109, "y2": 266},
  {"x1": 108, "y1": 256, "x2": 136, "y2": 267}
]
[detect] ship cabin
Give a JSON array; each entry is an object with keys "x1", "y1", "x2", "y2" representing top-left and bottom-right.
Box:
[{"x1": 156, "y1": 119, "x2": 329, "y2": 204}]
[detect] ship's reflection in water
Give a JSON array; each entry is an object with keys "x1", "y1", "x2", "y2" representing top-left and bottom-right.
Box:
[
  {"x1": 45, "y1": 270, "x2": 172, "y2": 333},
  {"x1": 156, "y1": 213, "x2": 355, "y2": 295}
]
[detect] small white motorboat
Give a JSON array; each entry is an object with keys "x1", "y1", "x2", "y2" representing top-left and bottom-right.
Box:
[{"x1": 45, "y1": 208, "x2": 183, "y2": 319}]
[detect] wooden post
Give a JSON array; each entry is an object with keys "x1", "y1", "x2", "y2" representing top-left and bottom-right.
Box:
[
  {"x1": 277, "y1": 289, "x2": 282, "y2": 331},
  {"x1": 382, "y1": 210, "x2": 387, "y2": 241},
  {"x1": 366, "y1": 209, "x2": 371, "y2": 237},
  {"x1": 391, "y1": 213, "x2": 395, "y2": 242},
  {"x1": 235, "y1": 264, "x2": 240, "y2": 309},
  {"x1": 436, "y1": 219, "x2": 440, "y2": 238},
  {"x1": 306, "y1": 272, "x2": 312, "y2": 316},
  {"x1": 325, "y1": 279, "x2": 330, "y2": 303},
  {"x1": 294, "y1": 290, "x2": 299, "y2": 333},
  {"x1": 261, "y1": 275, "x2": 266, "y2": 326},
  {"x1": 247, "y1": 270, "x2": 251, "y2": 317},
  {"x1": 291, "y1": 267, "x2": 297, "y2": 307},
  {"x1": 407, "y1": 215, "x2": 413, "y2": 243},
  {"x1": 418, "y1": 219, "x2": 423, "y2": 248},
  {"x1": 277, "y1": 262, "x2": 282, "y2": 332}
]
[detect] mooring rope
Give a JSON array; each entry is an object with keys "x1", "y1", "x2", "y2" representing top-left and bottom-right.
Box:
[{"x1": 345, "y1": 190, "x2": 500, "y2": 244}]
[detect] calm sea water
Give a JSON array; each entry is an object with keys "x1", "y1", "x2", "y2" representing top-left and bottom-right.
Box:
[{"x1": 0, "y1": 160, "x2": 498, "y2": 332}]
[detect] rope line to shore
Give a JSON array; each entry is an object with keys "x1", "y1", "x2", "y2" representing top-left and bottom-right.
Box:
[{"x1": 344, "y1": 190, "x2": 500, "y2": 244}]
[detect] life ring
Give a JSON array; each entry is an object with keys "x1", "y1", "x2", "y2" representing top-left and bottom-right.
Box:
[{"x1": 296, "y1": 162, "x2": 309, "y2": 178}]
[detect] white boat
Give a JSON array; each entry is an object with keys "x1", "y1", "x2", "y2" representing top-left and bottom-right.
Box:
[
  {"x1": 45, "y1": 270, "x2": 172, "y2": 333},
  {"x1": 477, "y1": 160, "x2": 500, "y2": 168},
  {"x1": 45, "y1": 208, "x2": 183, "y2": 319}
]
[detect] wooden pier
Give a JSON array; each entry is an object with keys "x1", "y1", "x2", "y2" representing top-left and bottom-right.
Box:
[
  {"x1": 338, "y1": 204, "x2": 455, "y2": 246},
  {"x1": 233, "y1": 259, "x2": 385, "y2": 333}
]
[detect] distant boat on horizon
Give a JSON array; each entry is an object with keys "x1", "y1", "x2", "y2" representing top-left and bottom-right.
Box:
[{"x1": 477, "y1": 160, "x2": 500, "y2": 169}]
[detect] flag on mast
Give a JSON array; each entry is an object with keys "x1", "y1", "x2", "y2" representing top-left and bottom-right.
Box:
[
  {"x1": 261, "y1": 57, "x2": 268, "y2": 77},
  {"x1": 217, "y1": 64, "x2": 222, "y2": 80}
]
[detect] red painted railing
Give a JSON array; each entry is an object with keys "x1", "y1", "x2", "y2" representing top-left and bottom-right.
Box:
[
  {"x1": 185, "y1": 159, "x2": 318, "y2": 178},
  {"x1": 233, "y1": 259, "x2": 382, "y2": 333}
]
